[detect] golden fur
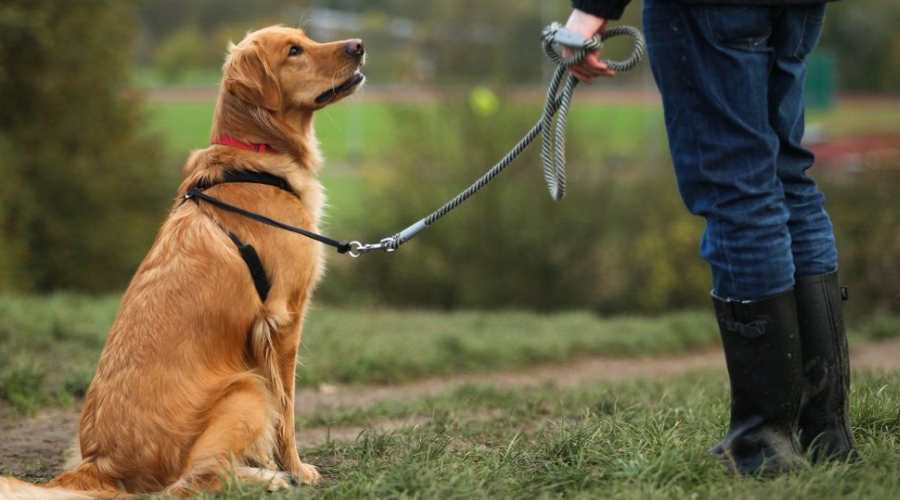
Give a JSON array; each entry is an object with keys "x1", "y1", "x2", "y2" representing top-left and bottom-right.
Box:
[{"x1": 0, "y1": 26, "x2": 365, "y2": 499}]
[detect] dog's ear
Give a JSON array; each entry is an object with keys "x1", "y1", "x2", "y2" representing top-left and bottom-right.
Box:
[{"x1": 224, "y1": 41, "x2": 282, "y2": 111}]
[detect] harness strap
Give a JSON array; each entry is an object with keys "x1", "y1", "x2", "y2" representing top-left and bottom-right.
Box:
[
  {"x1": 227, "y1": 232, "x2": 271, "y2": 302},
  {"x1": 185, "y1": 189, "x2": 352, "y2": 253},
  {"x1": 196, "y1": 170, "x2": 294, "y2": 194},
  {"x1": 183, "y1": 170, "x2": 352, "y2": 302}
]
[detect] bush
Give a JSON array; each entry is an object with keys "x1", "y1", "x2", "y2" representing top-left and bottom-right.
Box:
[
  {"x1": 154, "y1": 27, "x2": 207, "y2": 83},
  {"x1": 0, "y1": 0, "x2": 174, "y2": 292},
  {"x1": 825, "y1": 168, "x2": 900, "y2": 315},
  {"x1": 0, "y1": 360, "x2": 48, "y2": 415}
]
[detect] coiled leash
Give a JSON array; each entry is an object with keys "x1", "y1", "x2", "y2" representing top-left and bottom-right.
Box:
[{"x1": 187, "y1": 23, "x2": 644, "y2": 259}]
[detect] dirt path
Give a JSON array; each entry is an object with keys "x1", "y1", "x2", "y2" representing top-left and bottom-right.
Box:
[
  {"x1": 293, "y1": 348, "x2": 726, "y2": 417},
  {"x1": 4, "y1": 337, "x2": 900, "y2": 482}
]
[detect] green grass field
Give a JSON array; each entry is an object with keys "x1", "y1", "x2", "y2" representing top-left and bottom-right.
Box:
[
  {"x1": 2, "y1": 294, "x2": 898, "y2": 415},
  {"x1": 200, "y1": 371, "x2": 900, "y2": 500},
  {"x1": 147, "y1": 100, "x2": 400, "y2": 163},
  {"x1": 807, "y1": 99, "x2": 900, "y2": 137},
  {"x1": 146, "y1": 98, "x2": 664, "y2": 166},
  {"x1": 147, "y1": 96, "x2": 898, "y2": 166},
  {"x1": 2, "y1": 295, "x2": 900, "y2": 498},
  {"x1": 0, "y1": 293, "x2": 714, "y2": 414}
]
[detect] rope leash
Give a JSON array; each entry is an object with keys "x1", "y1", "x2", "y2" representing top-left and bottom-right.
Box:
[{"x1": 347, "y1": 23, "x2": 644, "y2": 257}]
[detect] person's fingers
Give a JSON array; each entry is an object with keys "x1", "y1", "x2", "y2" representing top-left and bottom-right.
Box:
[
  {"x1": 568, "y1": 67, "x2": 593, "y2": 84},
  {"x1": 563, "y1": 47, "x2": 593, "y2": 82},
  {"x1": 568, "y1": 63, "x2": 614, "y2": 80},
  {"x1": 571, "y1": 53, "x2": 613, "y2": 78},
  {"x1": 564, "y1": 48, "x2": 621, "y2": 82},
  {"x1": 585, "y1": 54, "x2": 616, "y2": 78},
  {"x1": 576, "y1": 61, "x2": 602, "y2": 77},
  {"x1": 585, "y1": 53, "x2": 608, "y2": 72}
]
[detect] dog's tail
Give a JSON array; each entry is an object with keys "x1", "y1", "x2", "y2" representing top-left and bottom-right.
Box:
[
  {"x1": 0, "y1": 464, "x2": 133, "y2": 500},
  {"x1": 250, "y1": 310, "x2": 291, "y2": 405}
]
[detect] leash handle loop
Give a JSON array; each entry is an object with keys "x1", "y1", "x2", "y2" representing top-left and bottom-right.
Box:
[{"x1": 542, "y1": 23, "x2": 645, "y2": 73}]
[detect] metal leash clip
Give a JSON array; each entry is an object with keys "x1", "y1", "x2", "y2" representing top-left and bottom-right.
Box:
[{"x1": 347, "y1": 237, "x2": 399, "y2": 258}]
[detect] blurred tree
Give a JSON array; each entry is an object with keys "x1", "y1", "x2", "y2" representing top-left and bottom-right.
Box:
[
  {"x1": 0, "y1": 137, "x2": 32, "y2": 290},
  {"x1": 823, "y1": 0, "x2": 900, "y2": 92},
  {"x1": 0, "y1": 0, "x2": 172, "y2": 292},
  {"x1": 134, "y1": 0, "x2": 900, "y2": 91},
  {"x1": 154, "y1": 26, "x2": 206, "y2": 82},
  {"x1": 135, "y1": 0, "x2": 650, "y2": 87},
  {"x1": 136, "y1": 0, "x2": 295, "y2": 64}
]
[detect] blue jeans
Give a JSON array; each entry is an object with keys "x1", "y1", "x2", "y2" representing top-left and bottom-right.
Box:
[{"x1": 643, "y1": 1, "x2": 837, "y2": 301}]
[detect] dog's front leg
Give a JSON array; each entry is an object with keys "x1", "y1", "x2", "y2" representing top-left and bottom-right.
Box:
[{"x1": 273, "y1": 325, "x2": 319, "y2": 485}]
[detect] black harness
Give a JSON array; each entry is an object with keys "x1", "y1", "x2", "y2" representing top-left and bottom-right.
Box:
[{"x1": 182, "y1": 170, "x2": 352, "y2": 302}]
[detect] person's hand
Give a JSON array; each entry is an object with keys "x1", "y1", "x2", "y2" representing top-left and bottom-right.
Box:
[{"x1": 563, "y1": 9, "x2": 615, "y2": 83}]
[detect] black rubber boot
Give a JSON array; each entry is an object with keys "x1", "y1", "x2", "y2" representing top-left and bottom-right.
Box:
[
  {"x1": 795, "y1": 270, "x2": 858, "y2": 462},
  {"x1": 710, "y1": 289, "x2": 804, "y2": 475}
]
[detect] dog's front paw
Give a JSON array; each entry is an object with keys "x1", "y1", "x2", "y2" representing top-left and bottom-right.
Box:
[{"x1": 289, "y1": 462, "x2": 320, "y2": 485}]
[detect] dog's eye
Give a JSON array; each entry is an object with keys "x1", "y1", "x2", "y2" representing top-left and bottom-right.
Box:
[{"x1": 288, "y1": 45, "x2": 303, "y2": 57}]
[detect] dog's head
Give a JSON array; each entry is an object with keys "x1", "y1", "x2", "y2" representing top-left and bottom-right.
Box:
[{"x1": 223, "y1": 26, "x2": 365, "y2": 113}]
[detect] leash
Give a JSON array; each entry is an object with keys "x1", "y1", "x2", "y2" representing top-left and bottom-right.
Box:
[
  {"x1": 187, "y1": 23, "x2": 644, "y2": 259},
  {"x1": 346, "y1": 23, "x2": 644, "y2": 257}
]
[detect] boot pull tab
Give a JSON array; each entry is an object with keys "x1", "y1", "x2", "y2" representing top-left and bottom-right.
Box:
[
  {"x1": 841, "y1": 286, "x2": 849, "y2": 301},
  {"x1": 725, "y1": 319, "x2": 767, "y2": 338}
]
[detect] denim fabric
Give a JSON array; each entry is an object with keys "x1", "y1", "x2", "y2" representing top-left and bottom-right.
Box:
[{"x1": 643, "y1": 0, "x2": 837, "y2": 301}]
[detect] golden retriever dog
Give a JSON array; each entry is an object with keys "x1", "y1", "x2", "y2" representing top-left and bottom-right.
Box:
[{"x1": 0, "y1": 26, "x2": 364, "y2": 499}]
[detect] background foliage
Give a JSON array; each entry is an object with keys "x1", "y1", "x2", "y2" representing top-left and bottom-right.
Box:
[
  {"x1": 0, "y1": 0, "x2": 898, "y2": 316},
  {"x1": 132, "y1": 0, "x2": 900, "y2": 92},
  {"x1": 317, "y1": 102, "x2": 900, "y2": 315},
  {"x1": 0, "y1": 0, "x2": 173, "y2": 292}
]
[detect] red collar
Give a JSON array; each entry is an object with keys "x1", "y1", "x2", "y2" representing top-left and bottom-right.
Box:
[{"x1": 212, "y1": 136, "x2": 278, "y2": 154}]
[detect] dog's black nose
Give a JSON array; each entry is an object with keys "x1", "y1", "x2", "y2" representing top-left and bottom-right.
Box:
[{"x1": 345, "y1": 39, "x2": 364, "y2": 58}]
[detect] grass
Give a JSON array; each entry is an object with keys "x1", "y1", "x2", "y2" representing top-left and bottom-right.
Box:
[
  {"x1": 132, "y1": 67, "x2": 221, "y2": 88},
  {"x1": 3, "y1": 293, "x2": 899, "y2": 498},
  {"x1": 807, "y1": 99, "x2": 900, "y2": 137},
  {"x1": 2, "y1": 294, "x2": 899, "y2": 415},
  {"x1": 146, "y1": 100, "x2": 399, "y2": 162},
  {"x1": 146, "y1": 96, "x2": 897, "y2": 167},
  {"x1": 196, "y1": 370, "x2": 900, "y2": 500},
  {"x1": 145, "y1": 98, "x2": 667, "y2": 171}
]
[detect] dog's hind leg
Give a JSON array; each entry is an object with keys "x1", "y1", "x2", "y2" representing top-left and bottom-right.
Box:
[{"x1": 164, "y1": 374, "x2": 278, "y2": 498}]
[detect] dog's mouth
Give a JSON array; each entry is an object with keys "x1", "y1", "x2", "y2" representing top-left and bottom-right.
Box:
[{"x1": 315, "y1": 72, "x2": 365, "y2": 104}]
